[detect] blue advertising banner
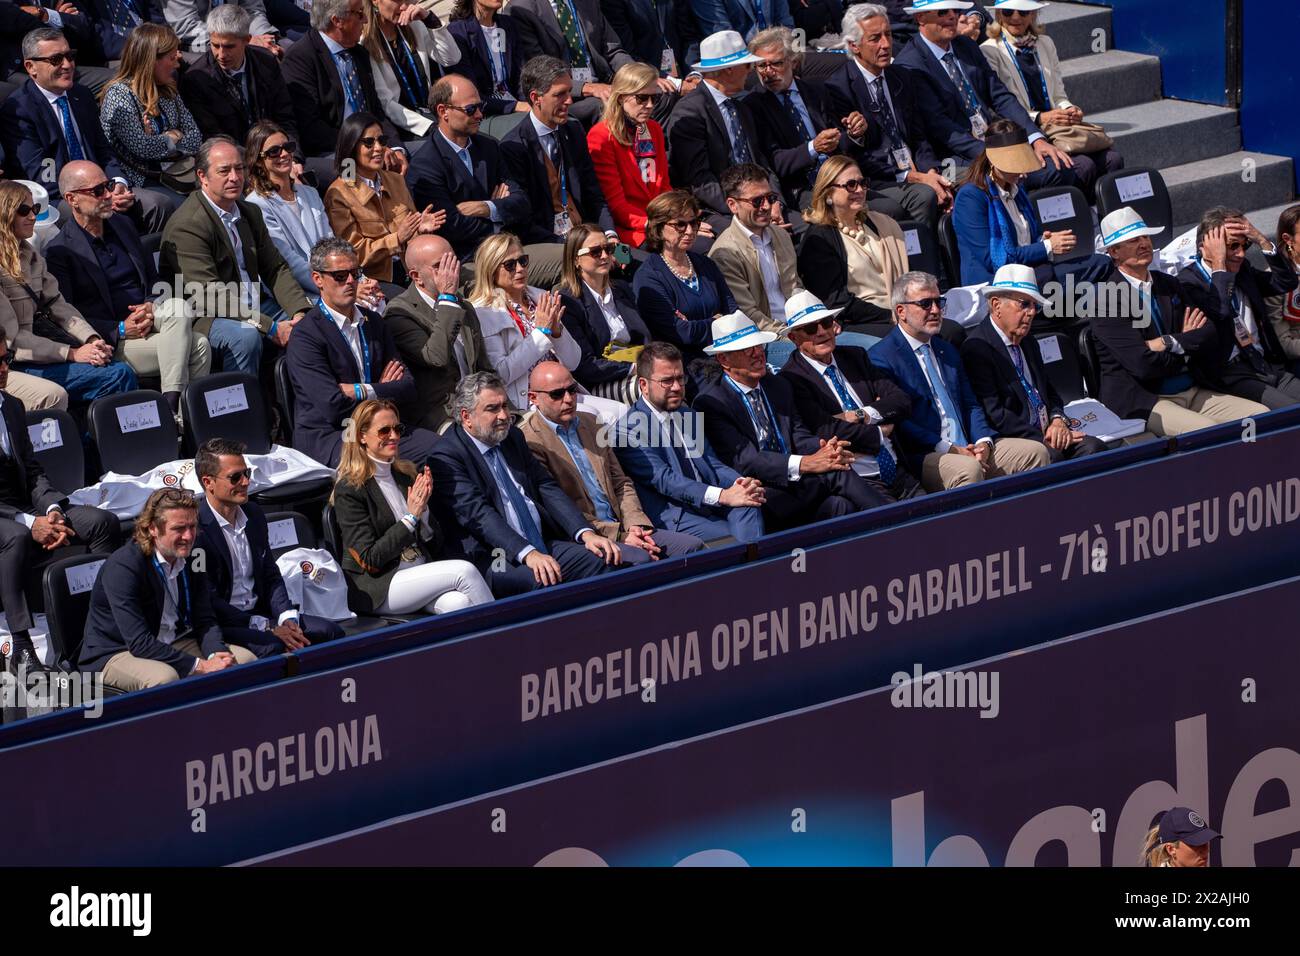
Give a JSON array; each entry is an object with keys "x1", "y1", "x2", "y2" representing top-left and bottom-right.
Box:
[
  {"x1": 246, "y1": 575, "x2": 1300, "y2": 867},
  {"x1": 6, "y1": 424, "x2": 1300, "y2": 865}
]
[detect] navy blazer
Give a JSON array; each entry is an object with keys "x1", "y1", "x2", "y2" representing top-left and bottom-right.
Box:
[
  {"x1": 822, "y1": 60, "x2": 948, "y2": 187},
  {"x1": 892, "y1": 33, "x2": 1040, "y2": 162},
  {"x1": 284, "y1": 305, "x2": 416, "y2": 467},
  {"x1": 560, "y1": 279, "x2": 650, "y2": 387},
  {"x1": 79, "y1": 541, "x2": 229, "y2": 679},
  {"x1": 498, "y1": 116, "x2": 615, "y2": 244},
  {"x1": 613, "y1": 396, "x2": 741, "y2": 530},
  {"x1": 447, "y1": 14, "x2": 525, "y2": 117},
  {"x1": 0, "y1": 80, "x2": 128, "y2": 202},
  {"x1": 405, "y1": 130, "x2": 527, "y2": 260},
  {"x1": 178, "y1": 46, "x2": 299, "y2": 143},
  {"x1": 869, "y1": 324, "x2": 995, "y2": 473},
  {"x1": 666, "y1": 85, "x2": 769, "y2": 217},
  {"x1": 631, "y1": 252, "x2": 736, "y2": 361},
  {"x1": 693, "y1": 372, "x2": 820, "y2": 489},
  {"x1": 196, "y1": 498, "x2": 295, "y2": 629},
  {"x1": 600, "y1": 0, "x2": 695, "y2": 76},
  {"x1": 742, "y1": 80, "x2": 838, "y2": 205},
  {"x1": 961, "y1": 318, "x2": 1063, "y2": 441},
  {"x1": 0, "y1": 393, "x2": 66, "y2": 522},
  {"x1": 281, "y1": 29, "x2": 401, "y2": 156},
  {"x1": 690, "y1": 0, "x2": 791, "y2": 42},
  {"x1": 778, "y1": 345, "x2": 912, "y2": 455},
  {"x1": 427, "y1": 423, "x2": 591, "y2": 573},
  {"x1": 510, "y1": 0, "x2": 633, "y2": 86},
  {"x1": 44, "y1": 215, "x2": 157, "y2": 344},
  {"x1": 77, "y1": 0, "x2": 167, "y2": 62}
]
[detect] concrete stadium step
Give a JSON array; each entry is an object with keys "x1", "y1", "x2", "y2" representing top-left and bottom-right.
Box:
[
  {"x1": 1091, "y1": 99, "x2": 1241, "y2": 170},
  {"x1": 1038, "y1": 1, "x2": 1113, "y2": 61},
  {"x1": 1172, "y1": 197, "x2": 1298, "y2": 244},
  {"x1": 1162, "y1": 151, "x2": 1295, "y2": 227},
  {"x1": 1060, "y1": 49, "x2": 1162, "y2": 115}
]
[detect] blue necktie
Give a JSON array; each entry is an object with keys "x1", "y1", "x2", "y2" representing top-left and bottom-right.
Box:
[
  {"x1": 941, "y1": 51, "x2": 983, "y2": 121},
  {"x1": 825, "y1": 365, "x2": 897, "y2": 486},
  {"x1": 1007, "y1": 344, "x2": 1047, "y2": 432},
  {"x1": 55, "y1": 95, "x2": 84, "y2": 161},
  {"x1": 559, "y1": 424, "x2": 615, "y2": 523},
  {"x1": 720, "y1": 98, "x2": 753, "y2": 165},
  {"x1": 334, "y1": 50, "x2": 364, "y2": 117},
  {"x1": 487, "y1": 446, "x2": 546, "y2": 552},
  {"x1": 744, "y1": 389, "x2": 778, "y2": 452},
  {"x1": 920, "y1": 344, "x2": 969, "y2": 446},
  {"x1": 752, "y1": 0, "x2": 767, "y2": 30}
]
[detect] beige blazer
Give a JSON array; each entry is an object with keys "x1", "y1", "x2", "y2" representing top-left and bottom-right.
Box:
[
  {"x1": 520, "y1": 409, "x2": 652, "y2": 540},
  {"x1": 842, "y1": 212, "x2": 908, "y2": 309},
  {"x1": 708, "y1": 218, "x2": 802, "y2": 334},
  {"x1": 0, "y1": 244, "x2": 99, "y2": 364},
  {"x1": 324, "y1": 168, "x2": 419, "y2": 282},
  {"x1": 980, "y1": 33, "x2": 1073, "y2": 123}
]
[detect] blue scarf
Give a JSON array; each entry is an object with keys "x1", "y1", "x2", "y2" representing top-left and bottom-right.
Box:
[{"x1": 986, "y1": 177, "x2": 1041, "y2": 270}]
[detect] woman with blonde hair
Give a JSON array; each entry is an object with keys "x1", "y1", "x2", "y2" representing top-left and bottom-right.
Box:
[
  {"x1": 587, "y1": 62, "x2": 672, "y2": 247},
  {"x1": 99, "y1": 24, "x2": 202, "y2": 193},
  {"x1": 333, "y1": 398, "x2": 494, "y2": 614},
  {"x1": 797, "y1": 156, "x2": 909, "y2": 340},
  {"x1": 362, "y1": 0, "x2": 462, "y2": 139},
  {"x1": 1140, "y1": 807, "x2": 1219, "y2": 867}
]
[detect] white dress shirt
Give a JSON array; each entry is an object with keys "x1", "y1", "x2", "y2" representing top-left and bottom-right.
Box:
[
  {"x1": 211, "y1": 504, "x2": 298, "y2": 628},
  {"x1": 154, "y1": 553, "x2": 187, "y2": 646},
  {"x1": 583, "y1": 282, "x2": 630, "y2": 345},
  {"x1": 725, "y1": 375, "x2": 802, "y2": 481},
  {"x1": 320, "y1": 300, "x2": 375, "y2": 399},
  {"x1": 733, "y1": 219, "x2": 788, "y2": 323},
  {"x1": 797, "y1": 351, "x2": 895, "y2": 478},
  {"x1": 200, "y1": 191, "x2": 258, "y2": 314},
  {"x1": 851, "y1": 60, "x2": 908, "y2": 182},
  {"x1": 899, "y1": 327, "x2": 992, "y2": 453}
]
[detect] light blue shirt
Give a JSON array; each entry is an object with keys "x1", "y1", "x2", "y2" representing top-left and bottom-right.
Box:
[{"x1": 437, "y1": 129, "x2": 500, "y2": 224}]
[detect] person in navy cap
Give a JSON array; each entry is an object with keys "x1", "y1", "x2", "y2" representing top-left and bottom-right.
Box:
[{"x1": 1141, "y1": 807, "x2": 1220, "y2": 867}]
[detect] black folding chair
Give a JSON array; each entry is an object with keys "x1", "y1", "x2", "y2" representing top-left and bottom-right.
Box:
[
  {"x1": 263, "y1": 510, "x2": 318, "y2": 560},
  {"x1": 24, "y1": 408, "x2": 85, "y2": 493},
  {"x1": 274, "y1": 354, "x2": 296, "y2": 437},
  {"x1": 1033, "y1": 330, "x2": 1088, "y2": 404},
  {"x1": 41, "y1": 554, "x2": 119, "y2": 691},
  {"x1": 1078, "y1": 326, "x2": 1102, "y2": 399},
  {"x1": 1028, "y1": 186, "x2": 1095, "y2": 263},
  {"x1": 87, "y1": 390, "x2": 179, "y2": 476},
  {"x1": 938, "y1": 211, "x2": 962, "y2": 287},
  {"x1": 1095, "y1": 167, "x2": 1174, "y2": 252},
  {"x1": 897, "y1": 219, "x2": 941, "y2": 279}
]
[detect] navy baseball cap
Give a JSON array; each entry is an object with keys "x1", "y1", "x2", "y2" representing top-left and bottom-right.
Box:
[{"x1": 1157, "y1": 807, "x2": 1221, "y2": 847}]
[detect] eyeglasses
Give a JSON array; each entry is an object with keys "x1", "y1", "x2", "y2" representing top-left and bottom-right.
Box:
[
  {"x1": 375, "y1": 423, "x2": 407, "y2": 438},
  {"x1": 68, "y1": 181, "x2": 112, "y2": 198},
  {"x1": 15, "y1": 202, "x2": 45, "y2": 218},
  {"x1": 901, "y1": 296, "x2": 946, "y2": 312},
  {"x1": 810, "y1": 317, "x2": 840, "y2": 332},
  {"x1": 358, "y1": 135, "x2": 390, "y2": 149},
  {"x1": 539, "y1": 383, "x2": 580, "y2": 400},
  {"x1": 320, "y1": 267, "x2": 363, "y2": 283},
  {"x1": 578, "y1": 242, "x2": 619, "y2": 258},
  {"x1": 27, "y1": 49, "x2": 77, "y2": 67},
  {"x1": 626, "y1": 93, "x2": 660, "y2": 105},
  {"x1": 447, "y1": 102, "x2": 485, "y2": 115},
  {"x1": 650, "y1": 375, "x2": 686, "y2": 386},
  {"x1": 224, "y1": 469, "x2": 252, "y2": 484},
  {"x1": 734, "y1": 192, "x2": 780, "y2": 209},
  {"x1": 832, "y1": 179, "x2": 867, "y2": 192},
  {"x1": 499, "y1": 254, "x2": 530, "y2": 273},
  {"x1": 665, "y1": 217, "x2": 703, "y2": 233},
  {"x1": 261, "y1": 140, "x2": 299, "y2": 159},
  {"x1": 0, "y1": 353, "x2": 12, "y2": 367},
  {"x1": 756, "y1": 57, "x2": 788, "y2": 71}
]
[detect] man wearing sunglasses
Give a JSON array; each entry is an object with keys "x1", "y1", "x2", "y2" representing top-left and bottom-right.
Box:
[
  {"x1": 522, "y1": 361, "x2": 705, "y2": 563},
  {"x1": 0, "y1": 337, "x2": 119, "y2": 677},
  {"x1": 195, "y1": 438, "x2": 343, "y2": 657},
  {"x1": 46, "y1": 161, "x2": 212, "y2": 422}
]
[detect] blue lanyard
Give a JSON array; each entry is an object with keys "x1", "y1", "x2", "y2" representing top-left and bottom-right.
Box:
[
  {"x1": 1193, "y1": 257, "x2": 1240, "y2": 315},
  {"x1": 1002, "y1": 37, "x2": 1052, "y2": 112},
  {"x1": 724, "y1": 376, "x2": 787, "y2": 454},
  {"x1": 386, "y1": 30, "x2": 427, "y2": 107},
  {"x1": 154, "y1": 558, "x2": 190, "y2": 629},
  {"x1": 1138, "y1": 286, "x2": 1164, "y2": 336},
  {"x1": 358, "y1": 321, "x2": 371, "y2": 384},
  {"x1": 483, "y1": 24, "x2": 508, "y2": 91}
]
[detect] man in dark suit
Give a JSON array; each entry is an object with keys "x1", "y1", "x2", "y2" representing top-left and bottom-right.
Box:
[
  {"x1": 509, "y1": 0, "x2": 635, "y2": 127},
  {"x1": 666, "y1": 30, "x2": 772, "y2": 228},
  {"x1": 285, "y1": 237, "x2": 439, "y2": 467},
  {"x1": 279, "y1": 0, "x2": 405, "y2": 164},
  {"x1": 74, "y1": 0, "x2": 168, "y2": 65},
  {"x1": 0, "y1": 337, "x2": 117, "y2": 676},
  {"x1": 823, "y1": 6, "x2": 956, "y2": 231},
  {"x1": 869, "y1": 269, "x2": 1049, "y2": 490},
  {"x1": 0, "y1": 27, "x2": 175, "y2": 232},
  {"x1": 386, "y1": 235, "x2": 494, "y2": 433},
  {"x1": 498, "y1": 56, "x2": 615, "y2": 247},
  {"x1": 961, "y1": 266, "x2": 1105, "y2": 462},
  {"x1": 78, "y1": 489, "x2": 257, "y2": 692},
  {"x1": 695, "y1": 312, "x2": 890, "y2": 530},
  {"x1": 892, "y1": 1, "x2": 1074, "y2": 191},
  {"x1": 600, "y1": 0, "x2": 697, "y2": 82},
  {"x1": 405, "y1": 74, "x2": 530, "y2": 261},
  {"x1": 1090, "y1": 207, "x2": 1266, "y2": 436},
  {"x1": 690, "y1": 0, "x2": 792, "y2": 45},
  {"x1": 778, "y1": 291, "x2": 921, "y2": 501},
  {"x1": 178, "y1": 5, "x2": 298, "y2": 143},
  {"x1": 428, "y1": 370, "x2": 619, "y2": 596},
  {"x1": 46, "y1": 160, "x2": 212, "y2": 417},
  {"x1": 194, "y1": 438, "x2": 343, "y2": 655},
  {"x1": 1178, "y1": 207, "x2": 1300, "y2": 411}
]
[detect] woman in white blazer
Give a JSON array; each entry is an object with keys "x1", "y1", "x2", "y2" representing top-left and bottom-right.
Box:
[
  {"x1": 362, "y1": 0, "x2": 462, "y2": 139},
  {"x1": 980, "y1": 0, "x2": 1123, "y2": 200},
  {"x1": 244, "y1": 122, "x2": 334, "y2": 294}
]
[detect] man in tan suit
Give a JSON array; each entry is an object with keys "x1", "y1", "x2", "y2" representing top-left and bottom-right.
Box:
[
  {"x1": 522, "y1": 362, "x2": 705, "y2": 564},
  {"x1": 709, "y1": 163, "x2": 803, "y2": 343}
]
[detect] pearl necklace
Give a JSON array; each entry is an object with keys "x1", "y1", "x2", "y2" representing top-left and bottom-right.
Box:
[{"x1": 660, "y1": 252, "x2": 695, "y2": 282}]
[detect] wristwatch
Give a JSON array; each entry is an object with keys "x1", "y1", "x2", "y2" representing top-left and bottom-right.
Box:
[{"x1": 854, "y1": 408, "x2": 866, "y2": 422}]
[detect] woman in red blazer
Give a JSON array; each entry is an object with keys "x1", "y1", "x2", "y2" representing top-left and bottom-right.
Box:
[{"x1": 587, "y1": 63, "x2": 672, "y2": 248}]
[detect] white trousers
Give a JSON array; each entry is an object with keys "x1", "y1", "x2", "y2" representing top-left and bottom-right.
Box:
[{"x1": 376, "y1": 560, "x2": 494, "y2": 615}]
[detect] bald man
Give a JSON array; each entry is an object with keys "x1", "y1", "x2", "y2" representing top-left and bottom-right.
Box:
[
  {"x1": 522, "y1": 361, "x2": 706, "y2": 564},
  {"x1": 45, "y1": 161, "x2": 212, "y2": 418},
  {"x1": 385, "y1": 234, "x2": 495, "y2": 432}
]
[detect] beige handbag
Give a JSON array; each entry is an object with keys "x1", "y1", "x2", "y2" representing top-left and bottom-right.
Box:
[{"x1": 1041, "y1": 121, "x2": 1114, "y2": 155}]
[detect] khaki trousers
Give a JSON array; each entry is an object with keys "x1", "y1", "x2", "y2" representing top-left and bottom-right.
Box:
[
  {"x1": 1147, "y1": 388, "x2": 1268, "y2": 437},
  {"x1": 115, "y1": 310, "x2": 212, "y2": 394},
  {"x1": 921, "y1": 437, "x2": 1051, "y2": 491},
  {"x1": 102, "y1": 639, "x2": 257, "y2": 692},
  {"x1": 5, "y1": 370, "x2": 68, "y2": 410}
]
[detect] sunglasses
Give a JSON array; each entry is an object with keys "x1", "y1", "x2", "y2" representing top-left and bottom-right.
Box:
[
  {"x1": 832, "y1": 179, "x2": 867, "y2": 192},
  {"x1": 375, "y1": 423, "x2": 408, "y2": 438},
  {"x1": 578, "y1": 242, "x2": 619, "y2": 258},
  {"x1": 447, "y1": 102, "x2": 485, "y2": 115},
  {"x1": 16, "y1": 202, "x2": 45, "y2": 218},
  {"x1": 358, "y1": 135, "x2": 390, "y2": 149},
  {"x1": 28, "y1": 50, "x2": 77, "y2": 67},
  {"x1": 68, "y1": 181, "x2": 112, "y2": 198},
  {"x1": 320, "y1": 267, "x2": 363, "y2": 283},
  {"x1": 499, "y1": 254, "x2": 530, "y2": 273},
  {"x1": 735, "y1": 192, "x2": 780, "y2": 209},
  {"x1": 665, "y1": 217, "x2": 703, "y2": 232},
  {"x1": 224, "y1": 469, "x2": 252, "y2": 484},
  {"x1": 807, "y1": 317, "x2": 841, "y2": 332},
  {"x1": 261, "y1": 140, "x2": 299, "y2": 159},
  {"x1": 0, "y1": 353, "x2": 12, "y2": 367},
  {"x1": 539, "y1": 383, "x2": 580, "y2": 401},
  {"x1": 626, "y1": 93, "x2": 660, "y2": 105},
  {"x1": 902, "y1": 296, "x2": 946, "y2": 312}
]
